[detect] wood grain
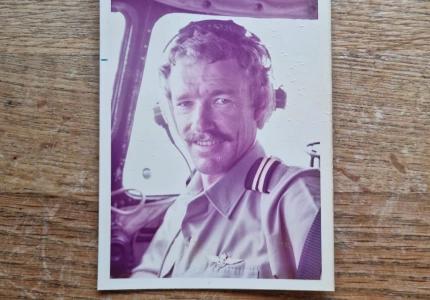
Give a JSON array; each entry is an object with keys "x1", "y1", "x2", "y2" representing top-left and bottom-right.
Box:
[{"x1": 1, "y1": 0, "x2": 429, "y2": 299}]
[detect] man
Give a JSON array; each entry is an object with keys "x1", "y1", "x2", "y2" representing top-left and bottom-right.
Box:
[{"x1": 132, "y1": 19, "x2": 320, "y2": 279}]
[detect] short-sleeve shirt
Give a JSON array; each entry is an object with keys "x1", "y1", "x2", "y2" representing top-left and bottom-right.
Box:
[{"x1": 131, "y1": 143, "x2": 320, "y2": 278}]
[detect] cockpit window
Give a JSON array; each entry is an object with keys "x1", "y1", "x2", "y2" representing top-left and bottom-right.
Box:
[
  {"x1": 122, "y1": 14, "x2": 191, "y2": 195},
  {"x1": 122, "y1": 13, "x2": 324, "y2": 196}
]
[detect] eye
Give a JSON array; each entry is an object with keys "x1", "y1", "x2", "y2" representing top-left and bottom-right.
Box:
[
  {"x1": 213, "y1": 98, "x2": 232, "y2": 106},
  {"x1": 176, "y1": 100, "x2": 193, "y2": 108}
]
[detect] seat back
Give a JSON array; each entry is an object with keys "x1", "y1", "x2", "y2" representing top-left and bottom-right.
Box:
[{"x1": 297, "y1": 210, "x2": 321, "y2": 279}]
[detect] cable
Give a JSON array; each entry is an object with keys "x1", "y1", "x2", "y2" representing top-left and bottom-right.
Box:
[{"x1": 153, "y1": 104, "x2": 193, "y2": 175}]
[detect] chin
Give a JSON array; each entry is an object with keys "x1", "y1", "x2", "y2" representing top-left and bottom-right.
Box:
[
  {"x1": 196, "y1": 165, "x2": 224, "y2": 176},
  {"x1": 194, "y1": 159, "x2": 228, "y2": 176}
]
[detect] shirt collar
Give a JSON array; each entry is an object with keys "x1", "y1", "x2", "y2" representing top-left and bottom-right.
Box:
[{"x1": 186, "y1": 142, "x2": 265, "y2": 218}]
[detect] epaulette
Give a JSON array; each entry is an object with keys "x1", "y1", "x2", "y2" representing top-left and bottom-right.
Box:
[{"x1": 245, "y1": 156, "x2": 282, "y2": 193}]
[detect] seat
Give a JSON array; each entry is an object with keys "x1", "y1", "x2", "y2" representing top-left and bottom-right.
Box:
[{"x1": 297, "y1": 209, "x2": 321, "y2": 279}]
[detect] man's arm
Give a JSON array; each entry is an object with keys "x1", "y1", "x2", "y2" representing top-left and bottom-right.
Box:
[{"x1": 260, "y1": 166, "x2": 321, "y2": 279}]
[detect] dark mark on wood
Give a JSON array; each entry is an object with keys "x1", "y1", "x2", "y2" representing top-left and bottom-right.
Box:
[
  {"x1": 389, "y1": 153, "x2": 406, "y2": 174},
  {"x1": 360, "y1": 185, "x2": 371, "y2": 193},
  {"x1": 62, "y1": 115, "x2": 72, "y2": 122},
  {"x1": 37, "y1": 99, "x2": 47, "y2": 109},
  {"x1": 4, "y1": 99, "x2": 15, "y2": 107},
  {"x1": 336, "y1": 167, "x2": 360, "y2": 182}
]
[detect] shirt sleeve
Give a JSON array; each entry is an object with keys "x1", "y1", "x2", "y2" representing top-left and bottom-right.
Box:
[{"x1": 260, "y1": 167, "x2": 320, "y2": 278}]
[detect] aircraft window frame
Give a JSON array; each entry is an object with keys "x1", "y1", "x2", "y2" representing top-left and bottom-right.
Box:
[
  {"x1": 110, "y1": 0, "x2": 189, "y2": 192},
  {"x1": 110, "y1": 3, "x2": 133, "y2": 138}
]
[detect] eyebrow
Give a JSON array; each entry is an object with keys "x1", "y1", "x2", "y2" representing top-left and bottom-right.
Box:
[
  {"x1": 207, "y1": 89, "x2": 238, "y2": 97},
  {"x1": 175, "y1": 89, "x2": 238, "y2": 102},
  {"x1": 175, "y1": 93, "x2": 193, "y2": 102}
]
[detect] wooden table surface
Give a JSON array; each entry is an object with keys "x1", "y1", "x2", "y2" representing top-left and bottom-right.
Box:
[{"x1": 1, "y1": 0, "x2": 429, "y2": 299}]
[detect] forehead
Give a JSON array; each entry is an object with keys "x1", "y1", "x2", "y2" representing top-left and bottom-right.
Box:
[{"x1": 168, "y1": 57, "x2": 250, "y2": 97}]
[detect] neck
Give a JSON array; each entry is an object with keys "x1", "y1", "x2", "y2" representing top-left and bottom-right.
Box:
[{"x1": 199, "y1": 142, "x2": 258, "y2": 190}]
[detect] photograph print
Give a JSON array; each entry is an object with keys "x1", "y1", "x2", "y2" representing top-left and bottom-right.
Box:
[{"x1": 99, "y1": 0, "x2": 333, "y2": 291}]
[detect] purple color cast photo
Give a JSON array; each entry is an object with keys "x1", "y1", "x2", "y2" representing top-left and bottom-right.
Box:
[{"x1": 109, "y1": 0, "x2": 321, "y2": 280}]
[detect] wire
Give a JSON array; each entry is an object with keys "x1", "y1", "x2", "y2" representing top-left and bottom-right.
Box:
[{"x1": 164, "y1": 126, "x2": 193, "y2": 175}]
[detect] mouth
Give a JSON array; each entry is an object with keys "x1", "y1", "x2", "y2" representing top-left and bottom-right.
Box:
[
  {"x1": 194, "y1": 139, "x2": 223, "y2": 147},
  {"x1": 187, "y1": 131, "x2": 230, "y2": 153}
]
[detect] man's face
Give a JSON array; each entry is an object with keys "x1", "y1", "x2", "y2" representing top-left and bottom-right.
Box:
[{"x1": 168, "y1": 57, "x2": 260, "y2": 176}]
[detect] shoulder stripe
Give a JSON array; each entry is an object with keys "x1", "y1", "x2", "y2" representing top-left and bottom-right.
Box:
[
  {"x1": 257, "y1": 157, "x2": 279, "y2": 193},
  {"x1": 245, "y1": 156, "x2": 282, "y2": 193},
  {"x1": 252, "y1": 157, "x2": 270, "y2": 191},
  {"x1": 245, "y1": 157, "x2": 263, "y2": 191},
  {"x1": 262, "y1": 159, "x2": 281, "y2": 193}
]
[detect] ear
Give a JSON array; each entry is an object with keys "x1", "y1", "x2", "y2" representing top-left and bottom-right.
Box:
[
  {"x1": 254, "y1": 102, "x2": 267, "y2": 129},
  {"x1": 253, "y1": 86, "x2": 275, "y2": 129}
]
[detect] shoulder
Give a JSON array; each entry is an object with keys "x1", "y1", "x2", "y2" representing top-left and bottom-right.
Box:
[
  {"x1": 270, "y1": 163, "x2": 320, "y2": 205},
  {"x1": 245, "y1": 156, "x2": 320, "y2": 206}
]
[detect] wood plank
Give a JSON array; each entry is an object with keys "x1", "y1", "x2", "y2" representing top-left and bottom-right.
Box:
[{"x1": 1, "y1": 0, "x2": 429, "y2": 298}]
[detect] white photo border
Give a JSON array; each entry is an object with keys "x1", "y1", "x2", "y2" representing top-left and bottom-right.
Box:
[{"x1": 98, "y1": 0, "x2": 334, "y2": 291}]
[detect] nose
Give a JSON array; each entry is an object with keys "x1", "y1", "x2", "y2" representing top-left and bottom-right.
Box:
[{"x1": 190, "y1": 102, "x2": 214, "y2": 132}]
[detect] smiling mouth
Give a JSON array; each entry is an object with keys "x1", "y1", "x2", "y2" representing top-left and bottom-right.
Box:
[{"x1": 194, "y1": 139, "x2": 223, "y2": 147}]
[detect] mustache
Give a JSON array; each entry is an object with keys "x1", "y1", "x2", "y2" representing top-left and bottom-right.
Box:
[{"x1": 185, "y1": 130, "x2": 233, "y2": 143}]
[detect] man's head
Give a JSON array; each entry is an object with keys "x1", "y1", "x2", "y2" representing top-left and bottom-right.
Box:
[{"x1": 160, "y1": 20, "x2": 276, "y2": 176}]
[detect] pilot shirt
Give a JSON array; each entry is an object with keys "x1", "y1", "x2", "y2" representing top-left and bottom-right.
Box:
[{"x1": 131, "y1": 143, "x2": 320, "y2": 279}]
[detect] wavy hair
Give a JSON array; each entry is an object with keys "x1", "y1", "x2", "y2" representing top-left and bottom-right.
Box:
[{"x1": 160, "y1": 19, "x2": 275, "y2": 127}]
